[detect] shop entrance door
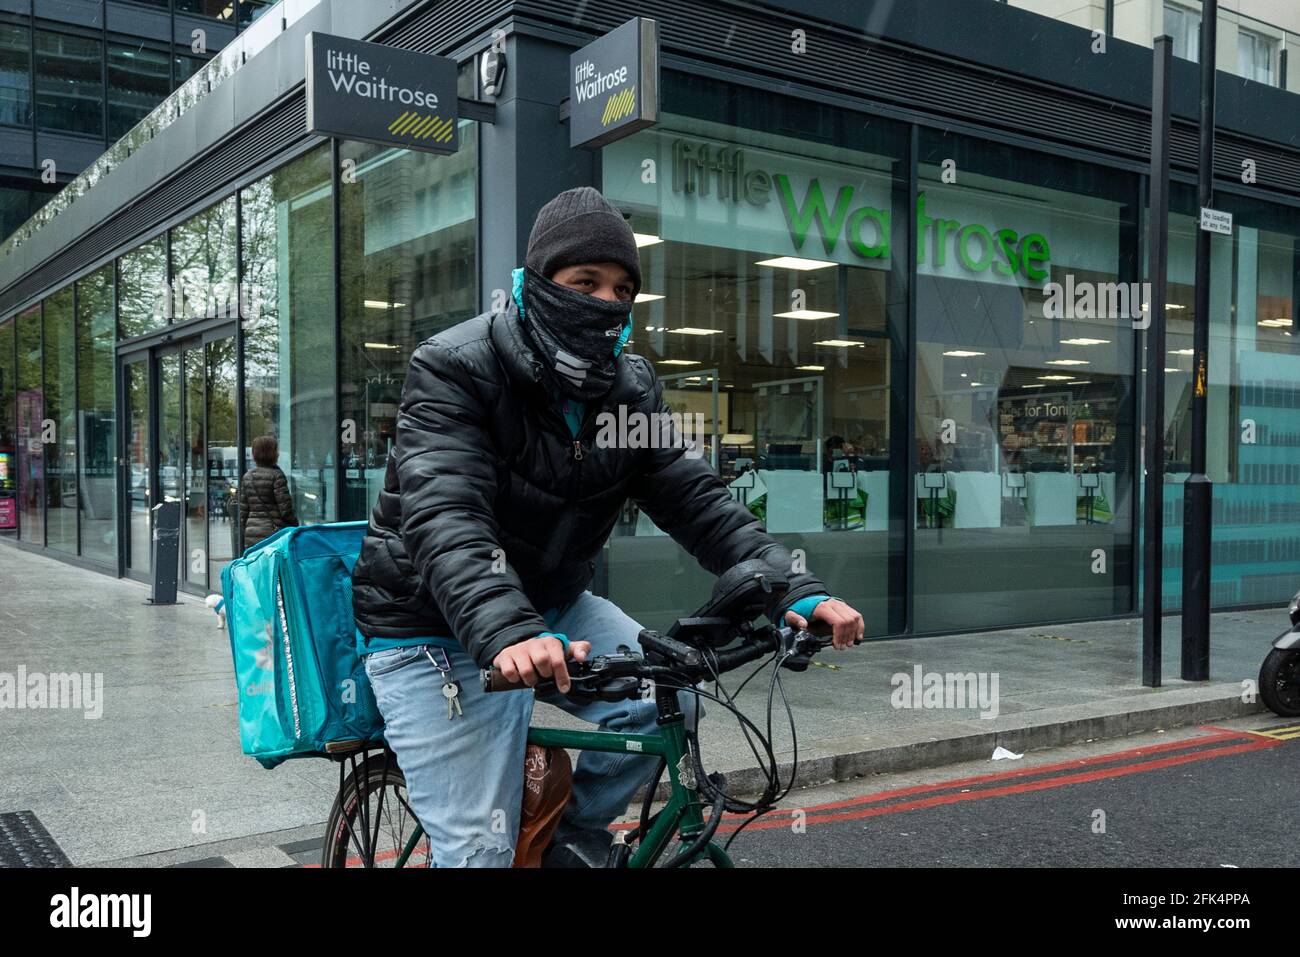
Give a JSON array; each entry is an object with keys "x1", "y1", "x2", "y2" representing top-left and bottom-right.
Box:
[{"x1": 118, "y1": 325, "x2": 238, "y2": 593}]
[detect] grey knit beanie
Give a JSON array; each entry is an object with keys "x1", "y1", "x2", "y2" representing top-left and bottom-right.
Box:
[{"x1": 524, "y1": 187, "x2": 642, "y2": 297}]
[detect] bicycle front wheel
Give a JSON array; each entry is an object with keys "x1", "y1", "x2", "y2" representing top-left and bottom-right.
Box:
[{"x1": 322, "y1": 751, "x2": 430, "y2": 868}]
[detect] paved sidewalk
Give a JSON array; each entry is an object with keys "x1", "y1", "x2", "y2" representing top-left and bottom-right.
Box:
[{"x1": 0, "y1": 542, "x2": 1277, "y2": 865}]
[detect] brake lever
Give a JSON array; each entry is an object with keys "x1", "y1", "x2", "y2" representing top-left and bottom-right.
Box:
[{"x1": 779, "y1": 627, "x2": 861, "y2": 671}]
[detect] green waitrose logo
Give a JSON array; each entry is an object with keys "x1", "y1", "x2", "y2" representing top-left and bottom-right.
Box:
[{"x1": 670, "y1": 138, "x2": 1051, "y2": 282}]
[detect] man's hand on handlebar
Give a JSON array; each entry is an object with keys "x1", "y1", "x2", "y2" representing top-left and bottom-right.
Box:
[
  {"x1": 785, "y1": 598, "x2": 865, "y2": 650},
  {"x1": 491, "y1": 636, "x2": 592, "y2": 693}
]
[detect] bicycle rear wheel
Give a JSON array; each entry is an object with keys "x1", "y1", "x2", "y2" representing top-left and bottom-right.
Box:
[{"x1": 322, "y1": 749, "x2": 431, "y2": 868}]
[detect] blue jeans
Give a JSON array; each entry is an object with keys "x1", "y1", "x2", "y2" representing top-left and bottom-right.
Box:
[{"x1": 362, "y1": 591, "x2": 701, "y2": 868}]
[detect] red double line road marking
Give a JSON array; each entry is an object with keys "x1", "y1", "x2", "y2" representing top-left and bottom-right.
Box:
[{"x1": 716, "y1": 727, "x2": 1279, "y2": 834}]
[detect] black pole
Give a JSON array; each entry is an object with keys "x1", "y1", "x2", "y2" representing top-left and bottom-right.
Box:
[
  {"x1": 1105, "y1": 0, "x2": 1115, "y2": 37},
  {"x1": 1182, "y1": 0, "x2": 1217, "y2": 681},
  {"x1": 1144, "y1": 36, "x2": 1172, "y2": 689}
]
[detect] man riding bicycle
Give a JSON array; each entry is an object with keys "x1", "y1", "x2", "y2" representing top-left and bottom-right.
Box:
[{"x1": 351, "y1": 185, "x2": 865, "y2": 868}]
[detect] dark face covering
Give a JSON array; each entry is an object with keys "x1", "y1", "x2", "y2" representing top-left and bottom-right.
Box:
[{"x1": 519, "y1": 265, "x2": 632, "y2": 401}]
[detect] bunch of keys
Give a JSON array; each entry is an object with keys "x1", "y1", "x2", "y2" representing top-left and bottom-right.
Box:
[{"x1": 425, "y1": 647, "x2": 463, "y2": 720}]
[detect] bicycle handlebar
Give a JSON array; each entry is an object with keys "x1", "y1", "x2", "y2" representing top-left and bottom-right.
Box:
[{"x1": 480, "y1": 621, "x2": 855, "y2": 697}]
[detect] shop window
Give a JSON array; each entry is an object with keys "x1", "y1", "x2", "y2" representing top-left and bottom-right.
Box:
[
  {"x1": 0, "y1": 318, "x2": 14, "y2": 535},
  {"x1": 1153, "y1": 187, "x2": 1300, "y2": 610},
  {"x1": 338, "y1": 123, "x2": 479, "y2": 521},
  {"x1": 913, "y1": 129, "x2": 1140, "y2": 632},
  {"x1": 43, "y1": 287, "x2": 76, "y2": 554},
  {"x1": 240, "y1": 144, "x2": 336, "y2": 542},
  {"x1": 15, "y1": 304, "x2": 41, "y2": 543},
  {"x1": 171, "y1": 195, "x2": 238, "y2": 321},
  {"x1": 602, "y1": 74, "x2": 907, "y2": 636},
  {"x1": 118, "y1": 235, "x2": 168, "y2": 339},
  {"x1": 77, "y1": 264, "x2": 116, "y2": 564}
]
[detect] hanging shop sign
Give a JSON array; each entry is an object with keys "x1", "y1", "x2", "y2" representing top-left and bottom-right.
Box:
[
  {"x1": 569, "y1": 17, "x2": 659, "y2": 149},
  {"x1": 305, "y1": 32, "x2": 459, "y2": 154}
]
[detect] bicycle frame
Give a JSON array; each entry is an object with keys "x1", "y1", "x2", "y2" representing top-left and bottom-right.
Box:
[{"x1": 389, "y1": 684, "x2": 733, "y2": 868}]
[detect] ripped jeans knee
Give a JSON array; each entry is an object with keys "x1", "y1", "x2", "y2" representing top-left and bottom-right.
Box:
[{"x1": 439, "y1": 841, "x2": 515, "y2": 869}]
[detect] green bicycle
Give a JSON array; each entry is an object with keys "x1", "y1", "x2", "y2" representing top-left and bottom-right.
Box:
[{"x1": 321, "y1": 562, "x2": 849, "y2": 868}]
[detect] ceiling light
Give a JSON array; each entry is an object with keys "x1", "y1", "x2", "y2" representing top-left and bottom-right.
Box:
[
  {"x1": 364, "y1": 342, "x2": 400, "y2": 350},
  {"x1": 970, "y1": 382, "x2": 985, "y2": 387},
  {"x1": 635, "y1": 292, "x2": 664, "y2": 303},
  {"x1": 815, "y1": 339, "x2": 865, "y2": 348},
  {"x1": 1021, "y1": 384, "x2": 1044, "y2": 388},
  {"x1": 1258, "y1": 318, "x2": 1291, "y2": 328},
  {"x1": 1164, "y1": 367, "x2": 1180, "y2": 372},
  {"x1": 1045, "y1": 359, "x2": 1089, "y2": 366},
  {"x1": 1066, "y1": 380, "x2": 1091, "y2": 385},
  {"x1": 755, "y1": 256, "x2": 837, "y2": 270},
  {"x1": 943, "y1": 350, "x2": 985, "y2": 357},
  {"x1": 796, "y1": 364, "x2": 825, "y2": 371},
  {"x1": 1060, "y1": 338, "x2": 1110, "y2": 346},
  {"x1": 633, "y1": 233, "x2": 663, "y2": 247},
  {"x1": 364, "y1": 299, "x2": 406, "y2": 310},
  {"x1": 667, "y1": 327, "x2": 723, "y2": 335},
  {"x1": 658, "y1": 359, "x2": 700, "y2": 366},
  {"x1": 1038, "y1": 375, "x2": 1074, "y2": 381},
  {"x1": 775, "y1": 309, "x2": 839, "y2": 320},
  {"x1": 1169, "y1": 348, "x2": 1194, "y2": 356}
]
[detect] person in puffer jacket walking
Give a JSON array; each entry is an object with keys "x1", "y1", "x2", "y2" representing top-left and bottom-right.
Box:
[
  {"x1": 350, "y1": 186, "x2": 865, "y2": 868},
  {"x1": 238, "y1": 435, "x2": 298, "y2": 548}
]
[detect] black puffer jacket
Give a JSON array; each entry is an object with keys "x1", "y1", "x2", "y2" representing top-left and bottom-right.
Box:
[
  {"x1": 351, "y1": 301, "x2": 829, "y2": 669},
  {"x1": 238, "y1": 465, "x2": 298, "y2": 547}
]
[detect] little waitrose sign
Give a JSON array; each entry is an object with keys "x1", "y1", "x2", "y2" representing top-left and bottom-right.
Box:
[
  {"x1": 669, "y1": 137, "x2": 1051, "y2": 282},
  {"x1": 569, "y1": 18, "x2": 659, "y2": 149},
  {"x1": 605, "y1": 131, "x2": 1057, "y2": 286},
  {"x1": 305, "y1": 32, "x2": 459, "y2": 154}
]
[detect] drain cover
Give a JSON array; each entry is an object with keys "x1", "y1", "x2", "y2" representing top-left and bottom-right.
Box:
[{"x1": 0, "y1": 811, "x2": 71, "y2": 867}]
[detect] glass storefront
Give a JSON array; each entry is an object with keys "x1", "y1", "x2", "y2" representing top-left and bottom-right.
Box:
[
  {"x1": 240, "y1": 144, "x2": 337, "y2": 541},
  {"x1": 338, "y1": 124, "x2": 479, "y2": 520},
  {"x1": 15, "y1": 304, "x2": 41, "y2": 544},
  {"x1": 118, "y1": 235, "x2": 168, "y2": 340},
  {"x1": 5, "y1": 48, "x2": 1300, "y2": 638},
  {"x1": 77, "y1": 265, "x2": 117, "y2": 565},
  {"x1": 43, "y1": 287, "x2": 76, "y2": 554},
  {"x1": 913, "y1": 130, "x2": 1139, "y2": 631},
  {"x1": 1150, "y1": 186, "x2": 1300, "y2": 610},
  {"x1": 0, "y1": 317, "x2": 14, "y2": 535},
  {"x1": 602, "y1": 75, "x2": 908, "y2": 635}
]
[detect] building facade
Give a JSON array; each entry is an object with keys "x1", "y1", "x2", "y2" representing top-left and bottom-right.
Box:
[
  {"x1": 2, "y1": 0, "x2": 1300, "y2": 640},
  {"x1": 1009, "y1": 0, "x2": 1300, "y2": 92},
  {"x1": 0, "y1": 0, "x2": 275, "y2": 243}
]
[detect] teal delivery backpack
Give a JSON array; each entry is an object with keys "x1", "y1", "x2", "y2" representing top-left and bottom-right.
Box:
[{"x1": 221, "y1": 521, "x2": 385, "y2": 769}]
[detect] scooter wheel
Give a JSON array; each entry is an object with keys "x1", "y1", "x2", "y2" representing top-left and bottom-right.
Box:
[{"x1": 1259, "y1": 647, "x2": 1300, "y2": 717}]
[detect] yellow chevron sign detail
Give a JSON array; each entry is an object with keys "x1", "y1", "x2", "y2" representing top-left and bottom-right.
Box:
[
  {"x1": 600, "y1": 86, "x2": 637, "y2": 127},
  {"x1": 387, "y1": 111, "x2": 455, "y2": 143}
]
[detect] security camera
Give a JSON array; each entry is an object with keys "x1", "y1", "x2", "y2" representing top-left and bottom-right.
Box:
[{"x1": 480, "y1": 48, "x2": 506, "y2": 97}]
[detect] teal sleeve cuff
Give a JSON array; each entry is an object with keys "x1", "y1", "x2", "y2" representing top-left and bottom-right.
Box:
[
  {"x1": 787, "y1": 594, "x2": 835, "y2": 622},
  {"x1": 535, "y1": 632, "x2": 570, "y2": 651}
]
